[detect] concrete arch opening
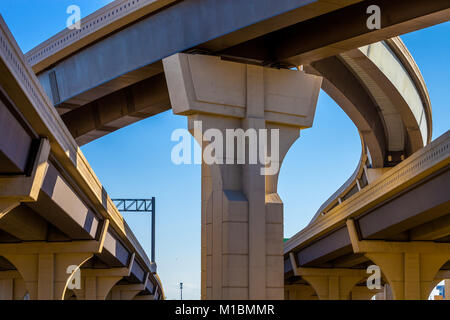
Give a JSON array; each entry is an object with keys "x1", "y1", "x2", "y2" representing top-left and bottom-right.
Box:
[{"x1": 285, "y1": 254, "x2": 391, "y2": 300}]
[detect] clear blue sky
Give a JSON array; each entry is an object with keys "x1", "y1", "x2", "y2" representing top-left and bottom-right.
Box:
[{"x1": 0, "y1": 1, "x2": 448, "y2": 300}]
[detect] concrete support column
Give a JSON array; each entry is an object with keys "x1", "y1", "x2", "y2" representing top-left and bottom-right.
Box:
[
  {"x1": 163, "y1": 53, "x2": 321, "y2": 300},
  {"x1": 73, "y1": 275, "x2": 123, "y2": 300},
  {"x1": 365, "y1": 252, "x2": 449, "y2": 300},
  {"x1": 133, "y1": 294, "x2": 154, "y2": 300},
  {"x1": 0, "y1": 271, "x2": 26, "y2": 300},
  {"x1": 284, "y1": 283, "x2": 317, "y2": 300},
  {"x1": 3, "y1": 253, "x2": 92, "y2": 300}
]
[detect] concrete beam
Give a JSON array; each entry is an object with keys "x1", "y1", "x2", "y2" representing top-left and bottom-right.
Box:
[
  {"x1": 0, "y1": 90, "x2": 34, "y2": 173},
  {"x1": 221, "y1": 0, "x2": 450, "y2": 66}
]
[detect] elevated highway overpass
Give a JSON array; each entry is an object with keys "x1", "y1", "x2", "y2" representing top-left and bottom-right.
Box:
[
  {"x1": 0, "y1": 17, "x2": 163, "y2": 300},
  {"x1": 0, "y1": 0, "x2": 448, "y2": 300},
  {"x1": 284, "y1": 131, "x2": 450, "y2": 300},
  {"x1": 24, "y1": 0, "x2": 446, "y2": 148}
]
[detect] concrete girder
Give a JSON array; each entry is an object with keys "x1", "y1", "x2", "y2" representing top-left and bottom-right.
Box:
[
  {"x1": 0, "y1": 271, "x2": 27, "y2": 300},
  {"x1": 0, "y1": 89, "x2": 34, "y2": 174},
  {"x1": 307, "y1": 37, "x2": 433, "y2": 224},
  {"x1": 350, "y1": 285, "x2": 382, "y2": 300},
  {"x1": 341, "y1": 46, "x2": 427, "y2": 154},
  {"x1": 29, "y1": 0, "x2": 447, "y2": 110},
  {"x1": 2, "y1": 253, "x2": 93, "y2": 300},
  {"x1": 221, "y1": 0, "x2": 450, "y2": 67},
  {"x1": 305, "y1": 56, "x2": 386, "y2": 168}
]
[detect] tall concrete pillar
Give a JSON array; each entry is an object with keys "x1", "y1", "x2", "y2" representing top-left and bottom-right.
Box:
[{"x1": 163, "y1": 54, "x2": 322, "y2": 299}]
